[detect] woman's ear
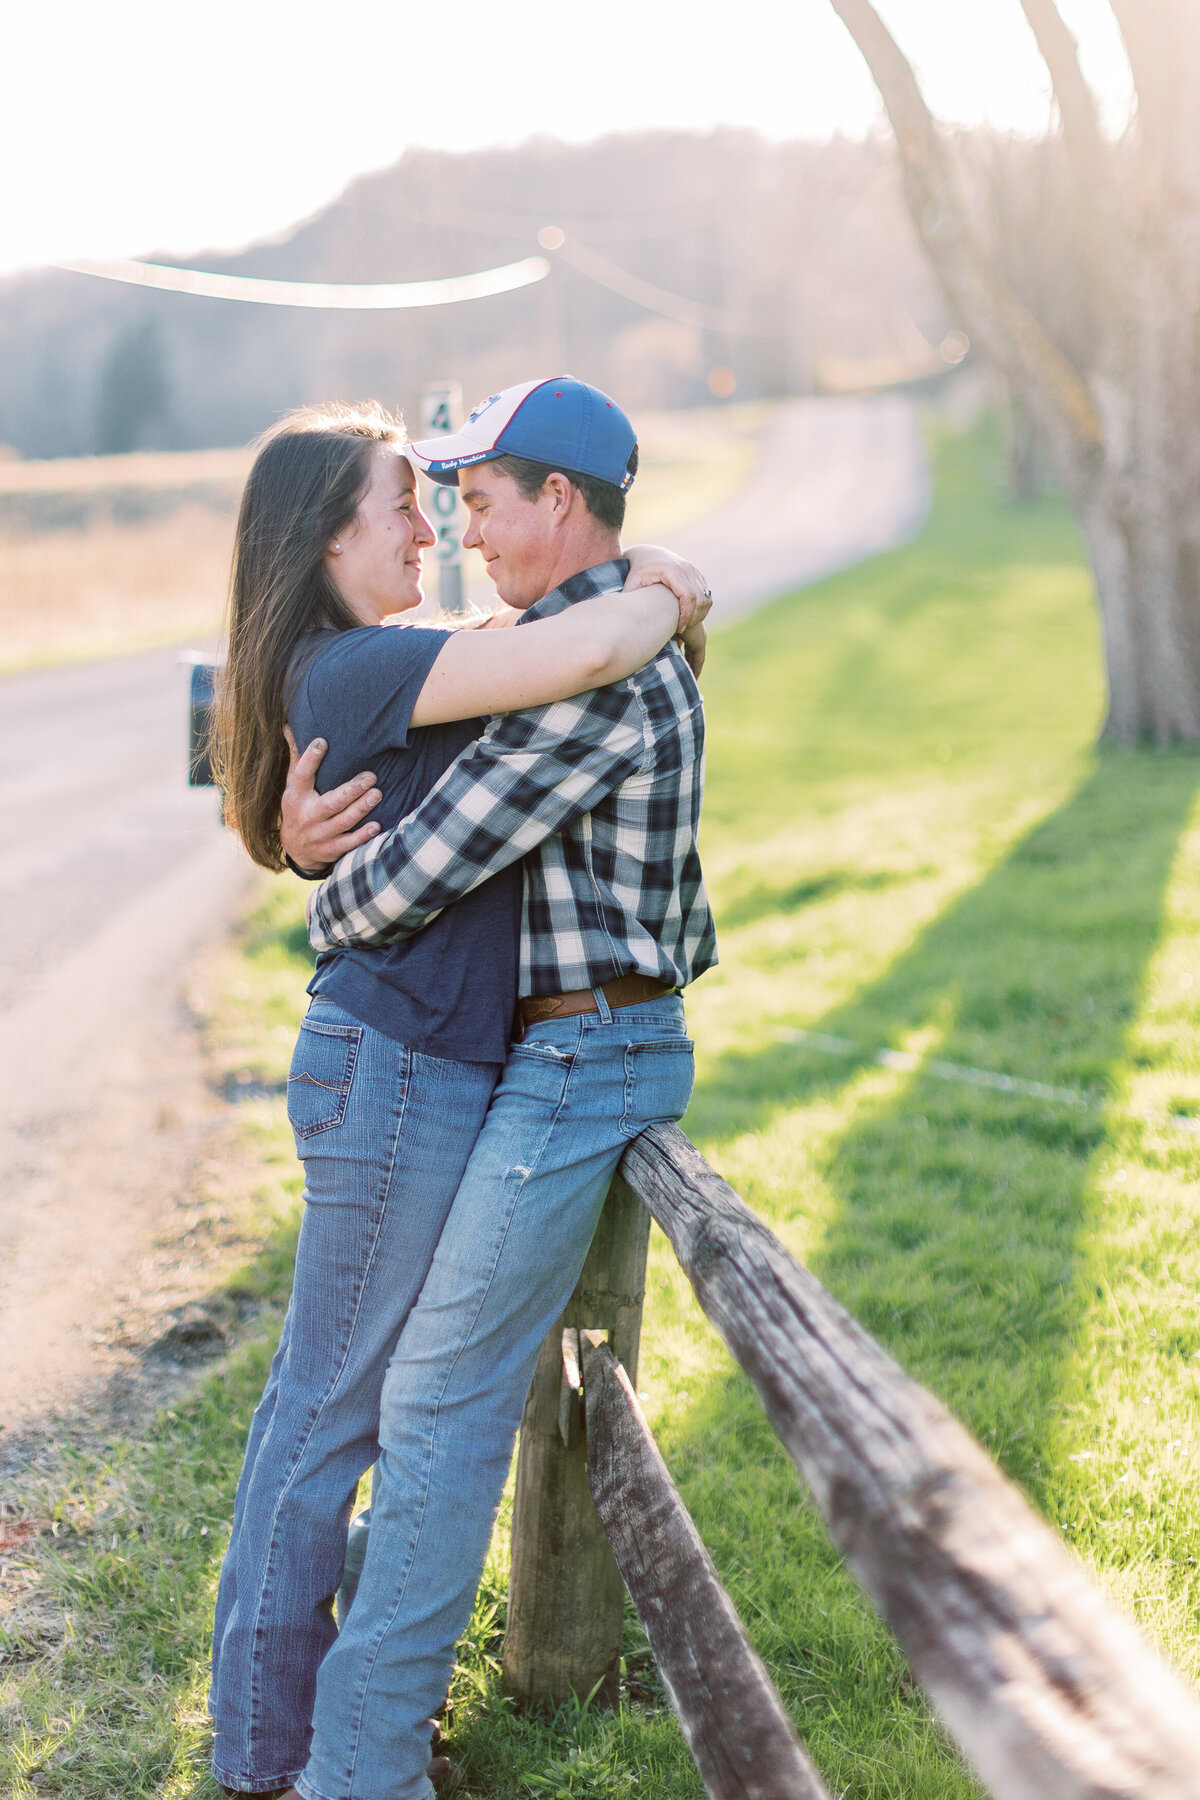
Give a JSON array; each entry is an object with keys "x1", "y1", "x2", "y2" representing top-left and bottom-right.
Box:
[{"x1": 328, "y1": 538, "x2": 343, "y2": 555}]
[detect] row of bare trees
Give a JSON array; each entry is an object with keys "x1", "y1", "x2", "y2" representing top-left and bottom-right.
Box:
[{"x1": 829, "y1": 0, "x2": 1200, "y2": 743}]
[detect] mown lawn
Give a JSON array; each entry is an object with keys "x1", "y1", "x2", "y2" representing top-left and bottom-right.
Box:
[{"x1": 5, "y1": 418, "x2": 1200, "y2": 1798}]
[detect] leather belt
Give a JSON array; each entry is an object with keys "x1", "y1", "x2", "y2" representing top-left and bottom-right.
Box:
[{"x1": 516, "y1": 973, "x2": 676, "y2": 1034}]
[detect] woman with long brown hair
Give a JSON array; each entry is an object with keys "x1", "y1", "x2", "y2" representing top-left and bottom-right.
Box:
[{"x1": 208, "y1": 400, "x2": 706, "y2": 1799}]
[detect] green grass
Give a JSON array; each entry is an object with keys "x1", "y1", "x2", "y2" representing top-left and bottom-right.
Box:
[{"x1": 5, "y1": 416, "x2": 1200, "y2": 1797}]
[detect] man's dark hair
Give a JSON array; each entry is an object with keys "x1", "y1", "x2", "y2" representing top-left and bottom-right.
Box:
[{"x1": 491, "y1": 443, "x2": 639, "y2": 532}]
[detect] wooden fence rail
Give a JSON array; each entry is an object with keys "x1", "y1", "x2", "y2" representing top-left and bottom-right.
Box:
[
  {"x1": 503, "y1": 1124, "x2": 1200, "y2": 1800},
  {"x1": 582, "y1": 1329, "x2": 832, "y2": 1800},
  {"x1": 618, "y1": 1123, "x2": 1200, "y2": 1800}
]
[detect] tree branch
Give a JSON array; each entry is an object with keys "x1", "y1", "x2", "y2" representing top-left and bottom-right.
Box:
[
  {"x1": 1106, "y1": 0, "x2": 1162, "y2": 123},
  {"x1": 826, "y1": 0, "x2": 1103, "y2": 472},
  {"x1": 1108, "y1": 0, "x2": 1200, "y2": 200},
  {"x1": 1018, "y1": 0, "x2": 1126, "y2": 325},
  {"x1": 1017, "y1": 0, "x2": 1106, "y2": 184}
]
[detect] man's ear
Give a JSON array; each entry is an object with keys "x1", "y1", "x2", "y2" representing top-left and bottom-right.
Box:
[{"x1": 543, "y1": 473, "x2": 574, "y2": 520}]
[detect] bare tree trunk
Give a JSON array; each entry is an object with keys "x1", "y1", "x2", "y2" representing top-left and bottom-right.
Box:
[
  {"x1": 827, "y1": 0, "x2": 1200, "y2": 743},
  {"x1": 1118, "y1": 266, "x2": 1200, "y2": 741},
  {"x1": 1079, "y1": 268, "x2": 1200, "y2": 743},
  {"x1": 1077, "y1": 489, "x2": 1140, "y2": 740},
  {"x1": 1082, "y1": 369, "x2": 1200, "y2": 742},
  {"x1": 998, "y1": 384, "x2": 1043, "y2": 504}
]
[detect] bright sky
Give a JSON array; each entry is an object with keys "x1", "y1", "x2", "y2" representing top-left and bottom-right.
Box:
[{"x1": 2, "y1": 0, "x2": 1132, "y2": 279}]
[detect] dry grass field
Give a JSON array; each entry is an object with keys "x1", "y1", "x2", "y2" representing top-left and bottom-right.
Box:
[
  {"x1": 0, "y1": 446, "x2": 251, "y2": 673},
  {"x1": 0, "y1": 509, "x2": 238, "y2": 672},
  {"x1": 0, "y1": 408, "x2": 759, "y2": 676}
]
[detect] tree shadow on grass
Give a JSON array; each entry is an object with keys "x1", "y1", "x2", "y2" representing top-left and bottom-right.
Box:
[
  {"x1": 657, "y1": 751, "x2": 1200, "y2": 1793},
  {"x1": 686, "y1": 749, "x2": 1200, "y2": 1491}
]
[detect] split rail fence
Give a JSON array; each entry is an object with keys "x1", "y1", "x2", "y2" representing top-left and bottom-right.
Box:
[{"x1": 500, "y1": 1122, "x2": 1200, "y2": 1800}]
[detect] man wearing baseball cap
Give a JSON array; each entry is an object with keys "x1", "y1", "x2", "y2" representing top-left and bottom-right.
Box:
[
  {"x1": 277, "y1": 374, "x2": 715, "y2": 1800},
  {"x1": 408, "y1": 373, "x2": 640, "y2": 492}
]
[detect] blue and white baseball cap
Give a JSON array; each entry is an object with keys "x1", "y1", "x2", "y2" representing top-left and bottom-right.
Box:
[{"x1": 407, "y1": 376, "x2": 637, "y2": 491}]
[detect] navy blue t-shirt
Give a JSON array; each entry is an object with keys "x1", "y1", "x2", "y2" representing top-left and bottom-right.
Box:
[{"x1": 287, "y1": 625, "x2": 521, "y2": 1064}]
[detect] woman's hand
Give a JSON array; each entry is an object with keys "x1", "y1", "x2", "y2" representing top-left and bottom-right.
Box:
[
  {"x1": 624, "y1": 544, "x2": 712, "y2": 677},
  {"x1": 679, "y1": 616, "x2": 708, "y2": 678},
  {"x1": 625, "y1": 544, "x2": 710, "y2": 616}
]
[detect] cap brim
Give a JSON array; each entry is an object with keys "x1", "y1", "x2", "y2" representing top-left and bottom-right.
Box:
[{"x1": 407, "y1": 433, "x2": 502, "y2": 485}]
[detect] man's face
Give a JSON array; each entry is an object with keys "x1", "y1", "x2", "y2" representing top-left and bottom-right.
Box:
[{"x1": 459, "y1": 463, "x2": 560, "y2": 608}]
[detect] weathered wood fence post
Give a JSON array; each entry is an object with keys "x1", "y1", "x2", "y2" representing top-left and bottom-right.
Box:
[{"x1": 501, "y1": 1174, "x2": 650, "y2": 1707}]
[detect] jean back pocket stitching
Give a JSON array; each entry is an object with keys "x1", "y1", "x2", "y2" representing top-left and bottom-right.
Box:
[{"x1": 289, "y1": 1023, "x2": 362, "y2": 1138}]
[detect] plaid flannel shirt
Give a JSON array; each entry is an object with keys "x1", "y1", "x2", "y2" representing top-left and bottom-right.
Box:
[{"x1": 308, "y1": 558, "x2": 717, "y2": 997}]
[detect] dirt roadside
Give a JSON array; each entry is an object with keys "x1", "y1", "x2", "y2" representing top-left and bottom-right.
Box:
[{"x1": 0, "y1": 833, "x2": 262, "y2": 1478}]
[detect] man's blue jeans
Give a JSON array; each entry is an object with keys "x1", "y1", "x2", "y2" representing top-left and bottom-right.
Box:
[
  {"x1": 210, "y1": 1000, "x2": 499, "y2": 1795},
  {"x1": 296, "y1": 994, "x2": 694, "y2": 1800}
]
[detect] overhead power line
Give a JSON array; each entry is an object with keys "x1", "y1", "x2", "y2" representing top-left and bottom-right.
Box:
[
  {"x1": 399, "y1": 197, "x2": 718, "y2": 244},
  {"x1": 53, "y1": 255, "x2": 550, "y2": 309},
  {"x1": 547, "y1": 234, "x2": 781, "y2": 339},
  {"x1": 53, "y1": 235, "x2": 778, "y2": 342}
]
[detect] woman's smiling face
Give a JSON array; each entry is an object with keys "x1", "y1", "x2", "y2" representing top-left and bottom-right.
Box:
[{"x1": 325, "y1": 445, "x2": 436, "y2": 624}]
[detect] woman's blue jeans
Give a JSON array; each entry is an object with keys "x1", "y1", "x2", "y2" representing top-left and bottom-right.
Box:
[
  {"x1": 209, "y1": 999, "x2": 499, "y2": 1795},
  {"x1": 296, "y1": 995, "x2": 695, "y2": 1800}
]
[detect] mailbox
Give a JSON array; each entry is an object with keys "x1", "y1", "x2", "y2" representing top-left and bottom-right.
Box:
[{"x1": 188, "y1": 660, "x2": 219, "y2": 787}]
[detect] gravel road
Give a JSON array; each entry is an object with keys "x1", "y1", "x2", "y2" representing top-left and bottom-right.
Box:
[
  {"x1": 0, "y1": 394, "x2": 928, "y2": 1450},
  {"x1": 674, "y1": 393, "x2": 930, "y2": 622}
]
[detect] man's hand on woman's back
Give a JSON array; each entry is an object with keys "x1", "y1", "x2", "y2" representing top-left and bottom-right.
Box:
[{"x1": 280, "y1": 728, "x2": 382, "y2": 876}]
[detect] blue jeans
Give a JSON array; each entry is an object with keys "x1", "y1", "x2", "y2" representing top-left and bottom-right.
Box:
[
  {"x1": 296, "y1": 994, "x2": 694, "y2": 1800},
  {"x1": 210, "y1": 1000, "x2": 499, "y2": 1795}
]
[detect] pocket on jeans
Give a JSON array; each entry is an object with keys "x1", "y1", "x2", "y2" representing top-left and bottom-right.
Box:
[
  {"x1": 619, "y1": 1039, "x2": 696, "y2": 1139},
  {"x1": 510, "y1": 1037, "x2": 574, "y2": 1066},
  {"x1": 288, "y1": 1017, "x2": 363, "y2": 1139}
]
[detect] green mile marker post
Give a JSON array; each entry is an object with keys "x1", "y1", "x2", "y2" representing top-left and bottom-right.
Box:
[{"x1": 420, "y1": 380, "x2": 467, "y2": 616}]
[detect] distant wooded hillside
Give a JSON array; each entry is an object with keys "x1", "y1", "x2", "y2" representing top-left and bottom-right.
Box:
[{"x1": 0, "y1": 129, "x2": 946, "y2": 460}]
